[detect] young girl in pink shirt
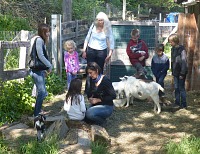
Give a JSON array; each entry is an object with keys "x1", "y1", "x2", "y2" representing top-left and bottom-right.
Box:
[{"x1": 63, "y1": 40, "x2": 80, "y2": 89}]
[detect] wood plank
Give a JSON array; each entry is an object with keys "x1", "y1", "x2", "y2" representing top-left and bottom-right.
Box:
[
  {"x1": 3, "y1": 69, "x2": 29, "y2": 81},
  {"x1": 2, "y1": 41, "x2": 30, "y2": 49}
]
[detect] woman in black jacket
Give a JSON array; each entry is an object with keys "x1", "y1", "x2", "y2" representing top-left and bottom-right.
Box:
[{"x1": 85, "y1": 62, "x2": 116, "y2": 125}]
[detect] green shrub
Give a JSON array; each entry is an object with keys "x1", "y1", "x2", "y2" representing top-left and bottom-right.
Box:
[
  {"x1": 164, "y1": 135, "x2": 200, "y2": 154},
  {"x1": 0, "y1": 72, "x2": 65, "y2": 126},
  {"x1": 0, "y1": 15, "x2": 31, "y2": 31},
  {"x1": 46, "y1": 72, "x2": 66, "y2": 96},
  {"x1": 0, "y1": 78, "x2": 34, "y2": 124}
]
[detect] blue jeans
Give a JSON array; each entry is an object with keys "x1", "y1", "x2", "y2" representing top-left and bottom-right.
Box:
[
  {"x1": 174, "y1": 76, "x2": 187, "y2": 108},
  {"x1": 67, "y1": 72, "x2": 77, "y2": 89},
  {"x1": 31, "y1": 70, "x2": 47, "y2": 117},
  {"x1": 85, "y1": 105, "x2": 114, "y2": 125},
  {"x1": 133, "y1": 62, "x2": 147, "y2": 75},
  {"x1": 156, "y1": 74, "x2": 166, "y2": 97}
]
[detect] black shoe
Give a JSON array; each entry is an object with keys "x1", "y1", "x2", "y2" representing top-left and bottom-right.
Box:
[{"x1": 171, "y1": 103, "x2": 180, "y2": 109}]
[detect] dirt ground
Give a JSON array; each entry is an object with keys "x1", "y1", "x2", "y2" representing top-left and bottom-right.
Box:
[{"x1": 43, "y1": 75, "x2": 200, "y2": 154}]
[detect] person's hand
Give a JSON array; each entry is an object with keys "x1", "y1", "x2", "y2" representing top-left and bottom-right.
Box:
[
  {"x1": 82, "y1": 51, "x2": 87, "y2": 59},
  {"x1": 46, "y1": 68, "x2": 52, "y2": 75},
  {"x1": 141, "y1": 51, "x2": 146, "y2": 56},
  {"x1": 139, "y1": 56, "x2": 145, "y2": 61},
  {"x1": 105, "y1": 55, "x2": 111, "y2": 63},
  {"x1": 88, "y1": 98, "x2": 101, "y2": 104},
  {"x1": 72, "y1": 72, "x2": 77, "y2": 75},
  {"x1": 179, "y1": 75, "x2": 184, "y2": 79}
]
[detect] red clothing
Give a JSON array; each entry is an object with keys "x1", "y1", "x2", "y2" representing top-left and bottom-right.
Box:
[{"x1": 126, "y1": 39, "x2": 149, "y2": 66}]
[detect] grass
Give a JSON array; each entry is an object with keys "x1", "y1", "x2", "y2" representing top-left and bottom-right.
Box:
[
  {"x1": 0, "y1": 135, "x2": 59, "y2": 154},
  {"x1": 164, "y1": 135, "x2": 200, "y2": 154},
  {"x1": 0, "y1": 134, "x2": 110, "y2": 154},
  {"x1": 91, "y1": 141, "x2": 110, "y2": 154}
]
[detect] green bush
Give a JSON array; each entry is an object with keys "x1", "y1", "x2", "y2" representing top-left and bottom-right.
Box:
[
  {"x1": 0, "y1": 78, "x2": 34, "y2": 125},
  {"x1": 0, "y1": 15, "x2": 31, "y2": 31},
  {"x1": 164, "y1": 135, "x2": 200, "y2": 154},
  {"x1": 0, "y1": 72, "x2": 65, "y2": 126},
  {"x1": 46, "y1": 72, "x2": 66, "y2": 96}
]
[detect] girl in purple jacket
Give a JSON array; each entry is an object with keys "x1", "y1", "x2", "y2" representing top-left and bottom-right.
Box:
[{"x1": 64, "y1": 40, "x2": 80, "y2": 89}]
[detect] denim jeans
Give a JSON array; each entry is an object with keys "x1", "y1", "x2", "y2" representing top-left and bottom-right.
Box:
[
  {"x1": 85, "y1": 105, "x2": 114, "y2": 125},
  {"x1": 67, "y1": 72, "x2": 77, "y2": 89},
  {"x1": 133, "y1": 62, "x2": 147, "y2": 75},
  {"x1": 156, "y1": 74, "x2": 166, "y2": 97},
  {"x1": 31, "y1": 70, "x2": 47, "y2": 117},
  {"x1": 174, "y1": 76, "x2": 187, "y2": 108}
]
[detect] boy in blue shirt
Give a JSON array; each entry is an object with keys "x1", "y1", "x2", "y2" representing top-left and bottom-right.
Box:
[{"x1": 151, "y1": 44, "x2": 169, "y2": 98}]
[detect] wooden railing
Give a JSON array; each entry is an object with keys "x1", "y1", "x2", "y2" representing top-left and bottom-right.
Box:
[
  {"x1": 0, "y1": 40, "x2": 30, "y2": 81},
  {"x1": 0, "y1": 30, "x2": 30, "y2": 81}
]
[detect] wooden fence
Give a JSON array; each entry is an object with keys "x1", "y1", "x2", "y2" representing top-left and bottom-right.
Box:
[
  {"x1": 0, "y1": 31, "x2": 30, "y2": 81},
  {"x1": 0, "y1": 18, "x2": 90, "y2": 81},
  {"x1": 51, "y1": 14, "x2": 91, "y2": 77}
]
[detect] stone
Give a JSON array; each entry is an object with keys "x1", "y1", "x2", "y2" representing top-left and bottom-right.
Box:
[
  {"x1": 63, "y1": 128, "x2": 78, "y2": 145},
  {"x1": 46, "y1": 119, "x2": 69, "y2": 140},
  {"x1": 1, "y1": 123, "x2": 31, "y2": 140},
  {"x1": 78, "y1": 129, "x2": 91, "y2": 146},
  {"x1": 91, "y1": 125, "x2": 111, "y2": 145}
]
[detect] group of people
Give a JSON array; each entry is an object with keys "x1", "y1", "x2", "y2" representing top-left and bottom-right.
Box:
[{"x1": 30, "y1": 11, "x2": 188, "y2": 127}]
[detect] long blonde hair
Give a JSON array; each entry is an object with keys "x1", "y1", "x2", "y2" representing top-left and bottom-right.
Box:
[{"x1": 94, "y1": 12, "x2": 111, "y2": 37}]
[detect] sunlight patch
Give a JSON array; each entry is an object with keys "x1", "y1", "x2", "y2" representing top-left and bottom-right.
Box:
[{"x1": 138, "y1": 112, "x2": 154, "y2": 118}]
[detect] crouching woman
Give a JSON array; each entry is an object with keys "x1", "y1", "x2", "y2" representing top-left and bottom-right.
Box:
[{"x1": 85, "y1": 62, "x2": 116, "y2": 125}]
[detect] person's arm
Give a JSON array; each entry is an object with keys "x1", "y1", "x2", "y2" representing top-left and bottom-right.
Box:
[
  {"x1": 105, "y1": 28, "x2": 115, "y2": 63},
  {"x1": 63, "y1": 100, "x2": 70, "y2": 112},
  {"x1": 126, "y1": 40, "x2": 143, "y2": 59},
  {"x1": 80, "y1": 95, "x2": 86, "y2": 113},
  {"x1": 100, "y1": 78, "x2": 116, "y2": 103},
  {"x1": 151, "y1": 58, "x2": 157, "y2": 76},
  {"x1": 64, "y1": 52, "x2": 68, "y2": 71},
  {"x1": 74, "y1": 51, "x2": 80, "y2": 73},
  {"x1": 141, "y1": 40, "x2": 149, "y2": 59},
  {"x1": 180, "y1": 49, "x2": 188, "y2": 76},
  {"x1": 36, "y1": 37, "x2": 52, "y2": 70},
  {"x1": 82, "y1": 24, "x2": 94, "y2": 58},
  {"x1": 161, "y1": 58, "x2": 170, "y2": 74}
]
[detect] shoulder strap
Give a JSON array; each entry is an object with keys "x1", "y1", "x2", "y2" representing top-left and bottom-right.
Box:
[{"x1": 87, "y1": 24, "x2": 94, "y2": 47}]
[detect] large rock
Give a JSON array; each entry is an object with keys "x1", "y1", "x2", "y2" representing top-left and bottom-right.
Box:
[
  {"x1": 1, "y1": 123, "x2": 36, "y2": 140},
  {"x1": 61, "y1": 128, "x2": 78, "y2": 145},
  {"x1": 78, "y1": 129, "x2": 91, "y2": 146},
  {"x1": 91, "y1": 125, "x2": 111, "y2": 145},
  {"x1": 46, "y1": 119, "x2": 69, "y2": 140}
]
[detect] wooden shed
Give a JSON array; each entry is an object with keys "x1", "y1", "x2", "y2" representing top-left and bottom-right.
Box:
[{"x1": 175, "y1": 0, "x2": 200, "y2": 90}]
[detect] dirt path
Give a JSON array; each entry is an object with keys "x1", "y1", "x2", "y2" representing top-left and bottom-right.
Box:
[{"x1": 43, "y1": 75, "x2": 200, "y2": 154}]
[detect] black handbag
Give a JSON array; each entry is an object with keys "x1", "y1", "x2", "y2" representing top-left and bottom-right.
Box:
[{"x1": 29, "y1": 37, "x2": 49, "y2": 71}]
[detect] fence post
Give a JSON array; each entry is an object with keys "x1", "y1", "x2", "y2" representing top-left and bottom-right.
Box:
[
  {"x1": 75, "y1": 20, "x2": 78, "y2": 42},
  {"x1": 19, "y1": 30, "x2": 29, "y2": 69},
  {"x1": 0, "y1": 41, "x2": 3, "y2": 81},
  {"x1": 51, "y1": 14, "x2": 62, "y2": 78}
]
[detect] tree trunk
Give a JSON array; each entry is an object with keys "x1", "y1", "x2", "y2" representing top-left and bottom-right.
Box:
[{"x1": 62, "y1": 0, "x2": 72, "y2": 22}]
